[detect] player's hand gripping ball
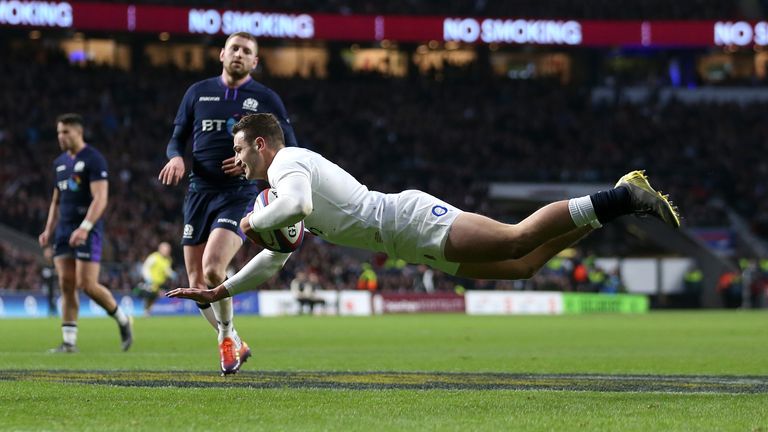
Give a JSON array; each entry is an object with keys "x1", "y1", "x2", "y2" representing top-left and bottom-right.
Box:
[{"x1": 246, "y1": 188, "x2": 305, "y2": 252}]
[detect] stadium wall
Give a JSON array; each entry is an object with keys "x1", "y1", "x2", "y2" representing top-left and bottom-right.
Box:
[{"x1": 0, "y1": 291, "x2": 647, "y2": 318}]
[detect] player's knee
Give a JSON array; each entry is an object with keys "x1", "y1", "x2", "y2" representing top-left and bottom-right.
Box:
[
  {"x1": 59, "y1": 277, "x2": 76, "y2": 291},
  {"x1": 80, "y1": 281, "x2": 99, "y2": 296},
  {"x1": 202, "y1": 266, "x2": 225, "y2": 287},
  {"x1": 60, "y1": 280, "x2": 77, "y2": 295}
]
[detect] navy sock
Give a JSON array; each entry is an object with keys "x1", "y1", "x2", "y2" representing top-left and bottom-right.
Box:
[{"x1": 589, "y1": 186, "x2": 633, "y2": 224}]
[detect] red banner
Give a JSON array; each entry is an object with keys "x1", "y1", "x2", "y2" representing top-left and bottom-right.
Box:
[
  {"x1": 2, "y1": 1, "x2": 768, "y2": 47},
  {"x1": 374, "y1": 293, "x2": 465, "y2": 314}
]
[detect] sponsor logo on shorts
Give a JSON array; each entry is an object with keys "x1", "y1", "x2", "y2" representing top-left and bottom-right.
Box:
[
  {"x1": 75, "y1": 251, "x2": 91, "y2": 259},
  {"x1": 431, "y1": 205, "x2": 448, "y2": 217},
  {"x1": 217, "y1": 218, "x2": 238, "y2": 226},
  {"x1": 242, "y1": 98, "x2": 259, "y2": 112},
  {"x1": 183, "y1": 224, "x2": 194, "y2": 238}
]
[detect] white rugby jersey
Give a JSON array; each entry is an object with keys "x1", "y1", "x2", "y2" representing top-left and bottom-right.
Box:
[
  {"x1": 227, "y1": 146, "x2": 462, "y2": 294},
  {"x1": 260, "y1": 146, "x2": 390, "y2": 254}
]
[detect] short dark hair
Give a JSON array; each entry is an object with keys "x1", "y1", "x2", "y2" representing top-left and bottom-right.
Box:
[
  {"x1": 225, "y1": 32, "x2": 258, "y2": 53},
  {"x1": 232, "y1": 113, "x2": 285, "y2": 148},
  {"x1": 56, "y1": 113, "x2": 83, "y2": 127}
]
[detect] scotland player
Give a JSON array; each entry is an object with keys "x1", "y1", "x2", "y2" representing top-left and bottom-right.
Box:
[
  {"x1": 158, "y1": 33, "x2": 297, "y2": 375},
  {"x1": 39, "y1": 113, "x2": 133, "y2": 353},
  {"x1": 168, "y1": 113, "x2": 680, "y2": 304}
]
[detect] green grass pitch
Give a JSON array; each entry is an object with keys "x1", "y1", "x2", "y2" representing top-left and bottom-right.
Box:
[{"x1": 1, "y1": 311, "x2": 767, "y2": 431}]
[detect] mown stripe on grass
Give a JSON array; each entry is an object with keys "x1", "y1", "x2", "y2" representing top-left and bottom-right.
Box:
[{"x1": 1, "y1": 370, "x2": 766, "y2": 394}]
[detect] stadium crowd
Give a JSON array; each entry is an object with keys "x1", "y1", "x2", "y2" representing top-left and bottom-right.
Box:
[
  {"x1": 112, "y1": 0, "x2": 743, "y2": 20},
  {"x1": 1, "y1": 42, "x2": 767, "y2": 298}
]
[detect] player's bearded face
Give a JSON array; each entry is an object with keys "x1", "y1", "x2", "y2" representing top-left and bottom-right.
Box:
[
  {"x1": 56, "y1": 123, "x2": 80, "y2": 152},
  {"x1": 221, "y1": 37, "x2": 257, "y2": 80}
]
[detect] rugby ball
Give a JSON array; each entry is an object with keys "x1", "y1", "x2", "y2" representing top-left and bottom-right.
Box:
[{"x1": 246, "y1": 188, "x2": 305, "y2": 253}]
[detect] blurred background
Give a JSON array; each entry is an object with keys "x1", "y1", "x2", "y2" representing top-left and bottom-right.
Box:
[{"x1": 2, "y1": 0, "x2": 768, "y2": 314}]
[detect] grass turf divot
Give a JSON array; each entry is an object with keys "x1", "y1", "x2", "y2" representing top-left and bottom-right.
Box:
[{"x1": 1, "y1": 370, "x2": 766, "y2": 394}]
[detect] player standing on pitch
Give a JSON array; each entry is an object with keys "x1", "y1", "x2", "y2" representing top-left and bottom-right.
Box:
[
  {"x1": 158, "y1": 32, "x2": 297, "y2": 375},
  {"x1": 39, "y1": 113, "x2": 133, "y2": 353}
]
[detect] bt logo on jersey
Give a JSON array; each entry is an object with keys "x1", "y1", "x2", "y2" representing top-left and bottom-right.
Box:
[
  {"x1": 201, "y1": 119, "x2": 227, "y2": 131},
  {"x1": 202, "y1": 117, "x2": 240, "y2": 135}
]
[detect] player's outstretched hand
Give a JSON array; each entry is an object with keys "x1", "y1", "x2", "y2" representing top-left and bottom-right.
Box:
[
  {"x1": 166, "y1": 286, "x2": 230, "y2": 304},
  {"x1": 222, "y1": 156, "x2": 245, "y2": 177},
  {"x1": 159, "y1": 156, "x2": 185, "y2": 186},
  {"x1": 166, "y1": 287, "x2": 215, "y2": 303}
]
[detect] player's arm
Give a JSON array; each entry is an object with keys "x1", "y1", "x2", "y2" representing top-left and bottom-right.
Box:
[
  {"x1": 38, "y1": 188, "x2": 60, "y2": 247},
  {"x1": 69, "y1": 180, "x2": 107, "y2": 247},
  {"x1": 167, "y1": 249, "x2": 291, "y2": 302},
  {"x1": 245, "y1": 174, "x2": 312, "y2": 234},
  {"x1": 159, "y1": 86, "x2": 195, "y2": 185}
]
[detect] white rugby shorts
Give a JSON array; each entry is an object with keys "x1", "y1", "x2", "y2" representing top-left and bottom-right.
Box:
[{"x1": 383, "y1": 190, "x2": 463, "y2": 275}]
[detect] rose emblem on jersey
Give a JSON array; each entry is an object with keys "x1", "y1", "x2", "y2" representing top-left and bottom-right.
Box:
[{"x1": 431, "y1": 205, "x2": 448, "y2": 217}]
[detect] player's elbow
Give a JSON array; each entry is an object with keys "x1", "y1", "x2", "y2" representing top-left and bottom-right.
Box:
[
  {"x1": 288, "y1": 196, "x2": 312, "y2": 219},
  {"x1": 271, "y1": 254, "x2": 291, "y2": 272},
  {"x1": 298, "y1": 200, "x2": 313, "y2": 218}
]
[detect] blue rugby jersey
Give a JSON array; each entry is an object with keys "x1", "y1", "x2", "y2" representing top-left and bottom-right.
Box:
[
  {"x1": 52, "y1": 145, "x2": 108, "y2": 225},
  {"x1": 167, "y1": 76, "x2": 297, "y2": 190}
]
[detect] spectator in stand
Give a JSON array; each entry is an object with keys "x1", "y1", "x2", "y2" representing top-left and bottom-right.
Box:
[
  {"x1": 3, "y1": 41, "x2": 768, "y2": 299},
  {"x1": 717, "y1": 267, "x2": 743, "y2": 308},
  {"x1": 357, "y1": 263, "x2": 378, "y2": 291},
  {"x1": 105, "y1": 0, "x2": 743, "y2": 20}
]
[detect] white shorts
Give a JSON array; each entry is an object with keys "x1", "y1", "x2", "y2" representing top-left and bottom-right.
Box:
[{"x1": 383, "y1": 190, "x2": 463, "y2": 275}]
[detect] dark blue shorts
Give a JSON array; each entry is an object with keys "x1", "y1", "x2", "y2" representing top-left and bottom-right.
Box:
[
  {"x1": 53, "y1": 222, "x2": 103, "y2": 262},
  {"x1": 182, "y1": 187, "x2": 258, "y2": 245}
]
